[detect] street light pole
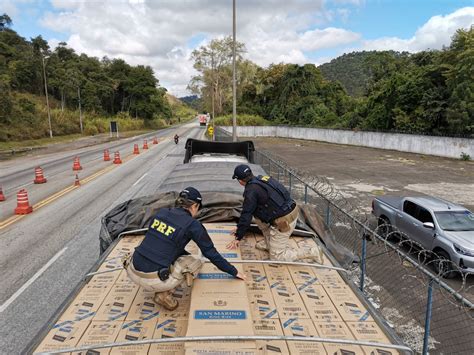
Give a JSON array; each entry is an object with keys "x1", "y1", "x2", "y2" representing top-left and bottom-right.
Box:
[
  {"x1": 41, "y1": 53, "x2": 53, "y2": 138},
  {"x1": 232, "y1": 0, "x2": 237, "y2": 142}
]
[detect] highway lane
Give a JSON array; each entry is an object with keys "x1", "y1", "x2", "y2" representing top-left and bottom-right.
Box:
[
  {"x1": 0, "y1": 124, "x2": 192, "y2": 221},
  {"x1": 0, "y1": 123, "x2": 205, "y2": 354}
]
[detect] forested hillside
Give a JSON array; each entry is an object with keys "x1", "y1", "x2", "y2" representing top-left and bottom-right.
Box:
[
  {"x1": 191, "y1": 28, "x2": 473, "y2": 136},
  {"x1": 0, "y1": 14, "x2": 194, "y2": 142},
  {"x1": 318, "y1": 51, "x2": 408, "y2": 97}
]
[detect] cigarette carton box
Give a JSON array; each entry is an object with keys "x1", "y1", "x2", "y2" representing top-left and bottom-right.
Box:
[
  {"x1": 187, "y1": 297, "x2": 253, "y2": 336},
  {"x1": 313, "y1": 269, "x2": 346, "y2": 285},
  {"x1": 59, "y1": 283, "x2": 112, "y2": 322},
  {"x1": 149, "y1": 318, "x2": 188, "y2": 354},
  {"x1": 347, "y1": 321, "x2": 400, "y2": 355},
  {"x1": 193, "y1": 276, "x2": 247, "y2": 299},
  {"x1": 34, "y1": 320, "x2": 91, "y2": 353},
  {"x1": 314, "y1": 321, "x2": 364, "y2": 355},
  {"x1": 88, "y1": 272, "x2": 120, "y2": 286},
  {"x1": 185, "y1": 342, "x2": 258, "y2": 354},
  {"x1": 271, "y1": 283, "x2": 309, "y2": 319},
  {"x1": 249, "y1": 291, "x2": 279, "y2": 319},
  {"x1": 195, "y1": 263, "x2": 244, "y2": 282},
  {"x1": 253, "y1": 318, "x2": 290, "y2": 354},
  {"x1": 110, "y1": 318, "x2": 157, "y2": 354},
  {"x1": 289, "y1": 265, "x2": 318, "y2": 284},
  {"x1": 126, "y1": 289, "x2": 161, "y2": 321},
  {"x1": 299, "y1": 284, "x2": 343, "y2": 323},
  {"x1": 264, "y1": 264, "x2": 292, "y2": 283},
  {"x1": 333, "y1": 299, "x2": 373, "y2": 322},
  {"x1": 71, "y1": 321, "x2": 122, "y2": 355},
  {"x1": 281, "y1": 318, "x2": 326, "y2": 354},
  {"x1": 94, "y1": 282, "x2": 139, "y2": 322}
]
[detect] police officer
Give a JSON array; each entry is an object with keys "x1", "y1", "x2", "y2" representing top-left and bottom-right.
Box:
[
  {"x1": 125, "y1": 187, "x2": 245, "y2": 311},
  {"x1": 227, "y1": 164, "x2": 324, "y2": 263}
]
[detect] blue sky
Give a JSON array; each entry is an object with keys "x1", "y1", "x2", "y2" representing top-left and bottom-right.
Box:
[{"x1": 3, "y1": 0, "x2": 472, "y2": 95}]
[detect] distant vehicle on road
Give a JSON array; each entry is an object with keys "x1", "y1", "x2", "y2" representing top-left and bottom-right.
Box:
[
  {"x1": 372, "y1": 195, "x2": 474, "y2": 278},
  {"x1": 198, "y1": 114, "x2": 208, "y2": 126}
]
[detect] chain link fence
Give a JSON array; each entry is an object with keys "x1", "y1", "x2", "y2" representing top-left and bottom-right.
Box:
[{"x1": 215, "y1": 127, "x2": 474, "y2": 354}]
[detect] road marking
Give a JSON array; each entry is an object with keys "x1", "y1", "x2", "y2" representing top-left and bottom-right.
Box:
[
  {"x1": 133, "y1": 173, "x2": 148, "y2": 186},
  {"x1": 0, "y1": 247, "x2": 68, "y2": 313},
  {"x1": 0, "y1": 215, "x2": 24, "y2": 229}
]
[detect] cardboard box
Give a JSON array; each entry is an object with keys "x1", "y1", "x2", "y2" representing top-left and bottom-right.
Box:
[
  {"x1": 271, "y1": 283, "x2": 309, "y2": 319},
  {"x1": 333, "y1": 300, "x2": 373, "y2": 322},
  {"x1": 264, "y1": 264, "x2": 292, "y2": 283},
  {"x1": 193, "y1": 276, "x2": 247, "y2": 299},
  {"x1": 126, "y1": 289, "x2": 161, "y2": 321},
  {"x1": 94, "y1": 282, "x2": 139, "y2": 321},
  {"x1": 88, "y1": 272, "x2": 120, "y2": 286},
  {"x1": 72, "y1": 321, "x2": 122, "y2": 355},
  {"x1": 347, "y1": 322, "x2": 400, "y2": 355},
  {"x1": 288, "y1": 265, "x2": 318, "y2": 285},
  {"x1": 322, "y1": 283, "x2": 359, "y2": 303},
  {"x1": 59, "y1": 284, "x2": 112, "y2": 322},
  {"x1": 314, "y1": 321, "x2": 364, "y2": 355},
  {"x1": 299, "y1": 284, "x2": 343, "y2": 323},
  {"x1": 281, "y1": 318, "x2": 326, "y2": 354},
  {"x1": 187, "y1": 296, "x2": 253, "y2": 336},
  {"x1": 109, "y1": 319, "x2": 157, "y2": 354},
  {"x1": 34, "y1": 320, "x2": 91, "y2": 353},
  {"x1": 185, "y1": 342, "x2": 258, "y2": 354},
  {"x1": 196, "y1": 263, "x2": 243, "y2": 282},
  {"x1": 313, "y1": 269, "x2": 345, "y2": 285},
  {"x1": 257, "y1": 341, "x2": 290, "y2": 354},
  {"x1": 149, "y1": 318, "x2": 188, "y2": 354},
  {"x1": 249, "y1": 291, "x2": 279, "y2": 319}
]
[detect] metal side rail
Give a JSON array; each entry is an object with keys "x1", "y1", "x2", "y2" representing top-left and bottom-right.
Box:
[
  {"x1": 84, "y1": 259, "x2": 348, "y2": 279},
  {"x1": 35, "y1": 335, "x2": 413, "y2": 354}
]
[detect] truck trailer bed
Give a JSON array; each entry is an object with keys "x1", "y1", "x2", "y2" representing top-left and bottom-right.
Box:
[{"x1": 30, "y1": 224, "x2": 408, "y2": 354}]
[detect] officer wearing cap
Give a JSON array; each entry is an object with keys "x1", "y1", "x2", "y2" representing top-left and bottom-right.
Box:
[
  {"x1": 227, "y1": 165, "x2": 323, "y2": 263},
  {"x1": 124, "y1": 187, "x2": 245, "y2": 311}
]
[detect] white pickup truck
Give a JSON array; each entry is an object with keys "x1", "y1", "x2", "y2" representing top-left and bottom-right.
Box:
[{"x1": 372, "y1": 196, "x2": 474, "y2": 278}]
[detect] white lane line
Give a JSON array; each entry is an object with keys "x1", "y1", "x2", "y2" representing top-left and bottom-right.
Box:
[
  {"x1": 0, "y1": 246, "x2": 68, "y2": 313},
  {"x1": 132, "y1": 172, "x2": 148, "y2": 187}
]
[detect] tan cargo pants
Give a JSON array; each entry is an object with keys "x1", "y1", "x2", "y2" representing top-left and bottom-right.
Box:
[
  {"x1": 255, "y1": 206, "x2": 322, "y2": 262},
  {"x1": 124, "y1": 255, "x2": 203, "y2": 293}
]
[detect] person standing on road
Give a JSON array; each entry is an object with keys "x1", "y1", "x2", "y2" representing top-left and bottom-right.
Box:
[
  {"x1": 124, "y1": 187, "x2": 245, "y2": 310},
  {"x1": 227, "y1": 164, "x2": 324, "y2": 263}
]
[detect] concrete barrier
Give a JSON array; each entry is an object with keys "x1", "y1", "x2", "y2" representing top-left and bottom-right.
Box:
[{"x1": 220, "y1": 126, "x2": 474, "y2": 159}]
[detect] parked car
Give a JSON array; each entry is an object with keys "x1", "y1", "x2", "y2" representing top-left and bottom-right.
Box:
[{"x1": 372, "y1": 196, "x2": 474, "y2": 278}]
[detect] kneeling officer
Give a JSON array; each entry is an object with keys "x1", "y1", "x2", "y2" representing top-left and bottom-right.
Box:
[{"x1": 124, "y1": 187, "x2": 245, "y2": 310}]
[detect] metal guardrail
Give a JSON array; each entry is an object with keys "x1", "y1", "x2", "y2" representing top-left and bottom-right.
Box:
[{"x1": 214, "y1": 127, "x2": 474, "y2": 354}]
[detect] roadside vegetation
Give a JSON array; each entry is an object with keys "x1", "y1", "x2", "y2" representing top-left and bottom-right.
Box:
[
  {"x1": 189, "y1": 28, "x2": 473, "y2": 136},
  {"x1": 0, "y1": 14, "x2": 195, "y2": 142}
]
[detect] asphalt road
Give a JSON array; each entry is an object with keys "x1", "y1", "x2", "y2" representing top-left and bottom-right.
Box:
[{"x1": 0, "y1": 122, "x2": 206, "y2": 354}]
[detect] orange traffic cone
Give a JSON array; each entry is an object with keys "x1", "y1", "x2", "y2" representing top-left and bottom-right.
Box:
[
  {"x1": 0, "y1": 186, "x2": 5, "y2": 201},
  {"x1": 133, "y1": 144, "x2": 140, "y2": 154},
  {"x1": 113, "y1": 151, "x2": 122, "y2": 164},
  {"x1": 33, "y1": 166, "x2": 47, "y2": 184},
  {"x1": 72, "y1": 156, "x2": 82, "y2": 171},
  {"x1": 74, "y1": 174, "x2": 81, "y2": 186},
  {"x1": 104, "y1": 149, "x2": 111, "y2": 161},
  {"x1": 143, "y1": 140, "x2": 149, "y2": 150},
  {"x1": 14, "y1": 189, "x2": 33, "y2": 214},
  {"x1": 153, "y1": 137, "x2": 158, "y2": 144}
]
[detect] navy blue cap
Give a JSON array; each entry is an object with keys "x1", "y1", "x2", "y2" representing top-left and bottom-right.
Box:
[
  {"x1": 232, "y1": 164, "x2": 252, "y2": 180},
  {"x1": 179, "y1": 187, "x2": 202, "y2": 207}
]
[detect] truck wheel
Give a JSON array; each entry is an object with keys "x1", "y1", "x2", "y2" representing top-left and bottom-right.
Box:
[{"x1": 433, "y1": 250, "x2": 458, "y2": 279}]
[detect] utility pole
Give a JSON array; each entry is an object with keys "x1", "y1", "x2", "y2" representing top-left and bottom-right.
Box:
[
  {"x1": 78, "y1": 87, "x2": 83, "y2": 134},
  {"x1": 232, "y1": 0, "x2": 237, "y2": 142},
  {"x1": 42, "y1": 53, "x2": 53, "y2": 138}
]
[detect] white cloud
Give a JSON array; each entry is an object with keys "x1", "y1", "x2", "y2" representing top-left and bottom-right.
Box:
[
  {"x1": 361, "y1": 7, "x2": 474, "y2": 52},
  {"x1": 39, "y1": 0, "x2": 362, "y2": 96},
  {"x1": 37, "y1": 1, "x2": 473, "y2": 96}
]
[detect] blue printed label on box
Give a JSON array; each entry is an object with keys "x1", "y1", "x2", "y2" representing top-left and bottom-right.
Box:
[
  {"x1": 220, "y1": 253, "x2": 238, "y2": 258},
  {"x1": 198, "y1": 273, "x2": 234, "y2": 279},
  {"x1": 194, "y1": 310, "x2": 247, "y2": 320}
]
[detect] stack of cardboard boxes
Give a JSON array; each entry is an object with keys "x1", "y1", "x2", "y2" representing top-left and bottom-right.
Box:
[{"x1": 35, "y1": 227, "x2": 401, "y2": 355}]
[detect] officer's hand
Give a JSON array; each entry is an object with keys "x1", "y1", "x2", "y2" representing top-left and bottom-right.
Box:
[
  {"x1": 229, "y1": 227, "x2": 237, "y2": 236},
  {"x1": 226, "y1": 239, "x2": 239, "y2": 250},
  {"x1": 235, "y1": 271, "x2": 247, "y2": 281}
]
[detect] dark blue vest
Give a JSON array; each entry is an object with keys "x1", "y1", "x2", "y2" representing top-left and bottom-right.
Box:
[
  {"x1": 135, "y1": 208, "x2": 194, "y2": 268},
  {"x1": 248, "y1": 175, "x2": 294, "y2": 223}
]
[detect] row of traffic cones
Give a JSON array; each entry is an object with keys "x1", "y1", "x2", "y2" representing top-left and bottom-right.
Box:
[{"x1": 0, "y1": 137, "x2": 160, "y2": 212}]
